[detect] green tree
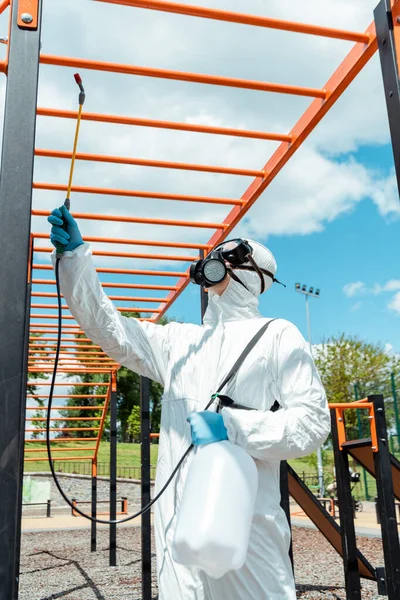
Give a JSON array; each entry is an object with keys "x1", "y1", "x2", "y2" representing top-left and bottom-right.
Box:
[
  {"x1": 314, "y1": 334, "x2": 400, "y2": 438},
  {"x1": 60, "y1": 313, "x2": 169, "y2": 440},
  {"x1": 127, "y1": 406, "x2": 141, "y2": 442},
  {"x1": 27, "y1": 333, "x2": 50, "y2": 439}
]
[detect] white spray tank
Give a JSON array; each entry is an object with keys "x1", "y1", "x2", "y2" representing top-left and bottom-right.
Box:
[
  {"x1": 172, "y1": 320, "x2": 275, "y2": 578},
  {"x1": 172, "y1": 437, "x2": 258, "y2": 579}
]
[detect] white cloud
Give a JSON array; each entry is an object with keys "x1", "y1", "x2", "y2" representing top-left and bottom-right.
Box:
[
  {"x1": 0, "y1": 0, "x2": 397, "y2": 305},
  {"x1": 351, "y1": 301, "x2": 362, "y2": 312},
  {"x1": 343, "y1": 281, "x2": 365, "y2": 297},
  {"x1": 388, "y1": 292, "x2": 400, "y2": 315},
  {"x1": 372, "y1": 280, "x2": 400, "y2": 294}
]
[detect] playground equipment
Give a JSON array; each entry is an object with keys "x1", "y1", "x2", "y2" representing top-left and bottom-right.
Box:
[{"x1": 1, "y1": 1, "x2": 400, "y2": 599}]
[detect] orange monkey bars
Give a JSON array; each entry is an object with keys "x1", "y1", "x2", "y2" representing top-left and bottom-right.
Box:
[{"x1": 21, "y1": 1, "x2": 378, "y2": 473}]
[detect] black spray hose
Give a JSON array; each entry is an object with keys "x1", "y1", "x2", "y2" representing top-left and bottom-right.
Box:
[{"x1": 46, "y1": 258, "x2": 216, "y2": 524}]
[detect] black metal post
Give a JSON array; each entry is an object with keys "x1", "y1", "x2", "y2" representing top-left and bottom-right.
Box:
[
  {"x1": 140, "y1": 376, "x2": 152, "y2": 600},
  {"x1": 91, "y1": 459, "x2": 97, "y2": 552},
  {"x1": 279, "y1": 461, "x2": 294, "y2": 571},
  {"x1": 371, "y1": 395, "x2": 400, "y2": 599},
  {"x1": 0, "y1": 2, "x2": 43, "y2": 599},
  {"x1": 199, "y1": 249, "x2": 208, "y2": 318},
  {"x1": 109, "y1": 372, "x2": 117, "y2": 566},
  {"x1": 374, "y1": 0, "x2": 400, "y2": 198},
  {"x1": 46, "y1": 500, "x2": 51, "y2": 519},
  {"x1": 331, "y1": 410, "x2": 361, "y2": 600}
]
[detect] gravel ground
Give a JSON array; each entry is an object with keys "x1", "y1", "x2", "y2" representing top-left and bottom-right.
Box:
[{"x1": 19, "y1": 526, "x2": 387, "y2": 599}]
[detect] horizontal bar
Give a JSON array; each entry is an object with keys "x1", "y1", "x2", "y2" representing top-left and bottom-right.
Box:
[
  {"x1": 34, "y1": 245, "x2": 198, "y2": 261},
  {"x1": 32, "y1": 234, "x2": 209, "y2": 250},
  {"x1": 32, "y1": 263, "x2": 188, "y2": 277},
  {"x1": 33, "y1": 182, "x2": 242, "y2": 206},
  {"x1": 30, "y1": 342, "x2": 102, "y2": 348},
  {"x1": 95, "y1": 0, "x2": 371, "y2": 43},
  {"x1": 25, "y1": 437, "x2": 99, "y2": 442},
  {"x1": 30, "y1": 310, "x2": 157, "y2": 318},
  {"x1": 29, "y1": 351, "x2": 106, "y2": 357},
  {"x1": 32, "y1": 209, "x2": 226, "y2": 230},
  {"x1": 31, "y1": 304, "x2": 161, "y2": 313},
  {"x1": 25, "y1": 428, "x2": 100, "y2": 432},
  {"x1": 25, "y1": 447, "x2": 97, "y2": 452},
  {"x1": 26, "y1": 405, "x2": 106, "y2": 410},
  {"x1": 328, "y1": 402, "x2": 373, "y2": 410},
  {"x1": 30, "y1": 327, "x2": 85, "y2": 332},
  {"x1": 31, "y1": 292, "x2": 166, "y2": 303},
  {"x1": 32, "y1": 278, "x2": 179, "y2": 291},
  {"x1": 25, "y1": 456, "x2": 95, "y2": 461},
  {"x1": 27, "y1": 382, "x2": 109, "y2": 386},
  {"x1": 27, "y1": 394, "x2": 107, "y2": 398},
  {"x1": 40, "y1": 54, "x2": 327, "y2": 98},
  {"x1": 28, "y1": 369, "x2": 115, "y2": 373},
  {"x1": 26, "y1": 417, "x2": 102, "y2": 422},
  {"x1": 37, "y1": 107, "x2": 291, "y2": 141},
  {"x1": 35, "y1": 148, "x2": 265, "y2": 177}
]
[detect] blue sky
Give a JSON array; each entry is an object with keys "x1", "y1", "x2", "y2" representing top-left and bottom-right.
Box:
[{"x1": 168, "y1": 141, "x2": 400, "y2": 351}]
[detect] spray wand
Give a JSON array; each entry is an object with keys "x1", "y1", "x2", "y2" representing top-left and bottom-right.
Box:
[
  {"x1": 55, "y1": 73, "x2": 85, "y2": 258},
  {"x1": 48, "y1": 74, "x2": 194, "y2": 524}
]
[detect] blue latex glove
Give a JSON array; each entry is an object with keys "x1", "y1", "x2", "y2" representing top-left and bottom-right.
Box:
[
  {"x1": 47, "y1": 205, "x2": 84, "y2": 251},
  {"x1": 187, "y1": 411, "x2": 228, "y2": 446}
]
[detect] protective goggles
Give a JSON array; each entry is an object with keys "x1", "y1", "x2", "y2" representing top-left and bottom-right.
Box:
[{"x1": 190, "y1": 238, "x2": 282, "y2": 294}]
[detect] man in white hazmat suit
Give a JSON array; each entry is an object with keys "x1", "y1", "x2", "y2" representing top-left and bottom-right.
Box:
[{"x1": 48, "y1": 207, "x2": 331, "y2": 600}]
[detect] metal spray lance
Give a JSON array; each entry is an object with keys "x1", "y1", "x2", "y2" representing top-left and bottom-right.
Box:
[{"x1": 55, "y1": 73, "x2": 86, "y2": 258}]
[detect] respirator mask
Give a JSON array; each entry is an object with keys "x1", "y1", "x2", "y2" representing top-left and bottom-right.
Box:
[{"x1": 190, "y1": 238, "x2": 283, "y2": 294}]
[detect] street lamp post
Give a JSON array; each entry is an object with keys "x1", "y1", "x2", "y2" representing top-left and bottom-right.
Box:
[{"x1": 295, "y1": 283, "x2": 325, "y2": 497}]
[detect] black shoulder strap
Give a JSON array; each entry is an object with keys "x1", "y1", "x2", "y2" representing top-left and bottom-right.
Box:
[{"x1": 216, "y1": 318, "x2": 277, "y2": 395}]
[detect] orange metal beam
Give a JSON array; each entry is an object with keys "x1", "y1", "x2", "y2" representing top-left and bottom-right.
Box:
[
  {"x1": 25, "y1": 456, "x2": 94, "y2": 461},
  {"x1": 32, "y1": 209, "x2": 226, "y2": 230},
  {"x1": 40, "y1": 54, "x2": 327, "y2": 99},
  {"x1": 26, "y1": 405, "x2": 106, "y2": 410},
  {"x1": 33, "y1": 182, "x2": 242, "y2": 206},
  {"x1": 27, "y1": 382, "x2": 109, "y2": 387},
  {"x1": 94, "y1": 377, "x2": 113, "y2": 459},
  {"x1": 26, "y1": 437, "x2": 99, "y2": 442},
  {"x1": 27, "y1": 394, "x2": 107, "y2": 398},
  {"x1": 28, "y1": 368, "x2": 114, "y2": 373},
  {"x1": 31, "y1": 292, "x2": 166, "y2": 303},
  {"x1": 31, "y1": 234, "x2": 209, "y2": 251},
  {"x1": 0, "y1": 0, "x2": 9, "y2": 16},
  {"x1": 155, "y1": 22, "x2": 378, "y2": 321},
  {"x1": 17, "y1": 0, "x2": 38, "y2": 28},
  {"x1": 37, "y1": 107, "x2": 292, "y2": 142},
  {"x1": 32, "y1": 278, "x2": 179, "y2": 290},
  {"x1": 32, "y1": 263, "x2": 187, "y2": 277},
  {"x1": 95, "y1": 0, "x2": 371, "y2": 43},
  {"x1": 35, "y1": 148, "x2": 265, "y2": 178},
  {"x1": 25, "y1": 427, "x2": 100, "y2": 432},
  {"x1": 26, "y1": 417, "x2": 102, "y2": 421},
  {"x1": 392, "y1": 0, "x2": 400, "y2": 77},
  {"x1": 31, "y1": 304, "x2": 162, "y2": 313},
  {"x1": 25, "y1": 447, "x2": 97, "y2": 452},
  {"x1": 34, "y1": 246, "x2": 198, "y2": 261}
]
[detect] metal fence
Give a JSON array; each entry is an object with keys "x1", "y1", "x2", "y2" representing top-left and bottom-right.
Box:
[{"x1": 54, "y1": 461, "x2": 156, "y2": 480}]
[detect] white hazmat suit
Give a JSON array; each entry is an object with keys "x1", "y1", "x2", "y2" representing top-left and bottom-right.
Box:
[{"x1": 53, "y1": 241, "x2": 330, "y2": 600}]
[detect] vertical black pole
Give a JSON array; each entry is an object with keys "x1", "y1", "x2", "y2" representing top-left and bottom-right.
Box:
[
  {"x1": 279, "y1": 461, "x2": 294, "y2": 571},
  {"x1": 109, "y1": 372, "x2": 117, "y2": 566},
  {"x1": 91, "y1": 459, "x2": 97, "y2": 552},
  {"x1": 371, "y1": 395, "x2": 400, "y2": 599},
  {"x1": 374, "y1": 0, "x2": 400, "y2": 198},
  {"x1": 199, "y1": 249, "x2": 208, "y2": 319},
  {"x1": 0, "y1": 3, "x2": 43, "y2": 599},
  {"x1": 140, "y1": 376, "x2": 152, "y2": 600},
  {"x1": 331, "y1": 410, "x2": 361, "y2": 600}
]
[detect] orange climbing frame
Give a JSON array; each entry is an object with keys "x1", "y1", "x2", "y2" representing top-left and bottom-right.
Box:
[{"x1": 11, "y1": 0, "x2": 379, "y2": 460}]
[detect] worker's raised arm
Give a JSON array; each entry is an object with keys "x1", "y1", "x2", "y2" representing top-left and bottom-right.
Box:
[
  {"x1": 221, "y1": 322, "x2": 330, "y2": 461},
  {"x1": 48, "y1": 208, "x2": 173, "y2": 385}
]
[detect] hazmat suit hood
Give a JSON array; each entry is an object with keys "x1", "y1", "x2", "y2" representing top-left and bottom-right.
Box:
[{"x1": 204, "y1": 240, "x2": 277, "y2": 325}]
